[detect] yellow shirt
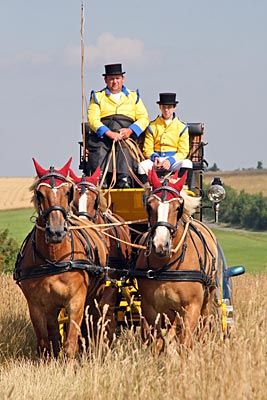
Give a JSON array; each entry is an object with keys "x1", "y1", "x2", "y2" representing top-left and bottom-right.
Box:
[
  {"x1": 143, "y1": 115, "x2": 189, "y2": 166},
  {"x1": 88, "y1": 86, "x2": 149, "y2": 138}
]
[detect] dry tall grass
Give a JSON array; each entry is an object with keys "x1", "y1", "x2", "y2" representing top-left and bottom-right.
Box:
[{"x1": 1, "y1": 273, "x2": 266, "y2": 400}]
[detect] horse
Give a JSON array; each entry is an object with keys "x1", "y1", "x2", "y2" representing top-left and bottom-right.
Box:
[
  {"x1": 133, "y1": 168, "x2": 219, "y2": 352},
  {"x1": 13, "y1": 158, "x2": 108, "y2": 358},
  {"x1": 69, "y1": 167, "x2": 132, "y2": 341}
]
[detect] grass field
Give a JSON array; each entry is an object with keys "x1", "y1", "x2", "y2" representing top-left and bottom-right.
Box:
[
  {"x1": 212, "y1": 228, "x2": 267, "y2": 273},
  {"x1": 0, "y1": 208, "x2": 35, "y2": 242}
]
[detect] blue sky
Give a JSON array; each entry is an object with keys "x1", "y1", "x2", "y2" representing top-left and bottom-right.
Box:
[{"x1": 1, "y1": 0, "x2": 266, "y2": 176}]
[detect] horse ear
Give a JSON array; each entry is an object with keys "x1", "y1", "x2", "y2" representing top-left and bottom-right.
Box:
[
  {"x1": 175, "y1": 170, "x2": 188, "y2": 192},
  {"x1": 172, "y1": 170, "x2": 179, "y2": 180},
  {"x1": 32, "y1": 158, "x2": 48, "y2": 178},
  {"x1": 148, "y1": 167, "x2": 162, "y2": 189},
  {"x1": 58, "y1": 157, "x2": 72, "y2": 177},
  {"x1": 86, "y1": 166, "x2": 101, "y2": 186},
  {"x1": 69, "y1": 169, "x2": 81, "y2": 184}
]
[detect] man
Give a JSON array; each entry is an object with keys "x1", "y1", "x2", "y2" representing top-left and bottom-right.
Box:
[
  {"x1": 87, "y1": 63, "x2": 149, "y2": 188},
  {"x1": 138, "y1": 92, "x2": 193, "y2": 188}
]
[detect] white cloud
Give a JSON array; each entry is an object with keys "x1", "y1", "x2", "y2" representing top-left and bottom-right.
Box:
[
  {"x1": 0, "y1": 52, "x2": 51, "y2": 70},
  {"x1": 0, "y1": 33, "x2": 162, "y2": 72},
  {"x1": 64, "y1": 32, "x2": 162, "y2": 69}
]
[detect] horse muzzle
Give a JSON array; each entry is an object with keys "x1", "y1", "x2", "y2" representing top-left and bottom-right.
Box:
[
  {"x1": 152, "y1": 234, "x2": 172, "y2": 258},
  {"x1": 45, "y1": 223, "x2": 68, "y2": 243}
]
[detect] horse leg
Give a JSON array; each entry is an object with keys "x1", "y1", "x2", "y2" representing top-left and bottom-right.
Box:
[
  {"x1": 80, "y1": 284, "x2": 116, "y2": 347},
  {"x1": 98, "y1": 286, "x2": 117, "y2": 344},
  {"x1": 63, "y1": 302, "x2": 85, "y2": 358},
  {"x1": 28, "y1": 306, "x2": 50, "y2": 356},
  {"x1": 165, "y1": 312, "x2": 183, "y2": 346},
  {"x1": 200, "y1": 288, "x2": 219, "y2": 335},
  {"x1": 141, "y1": 306, "x2": 164, "y2": 354},
  {"x1": 180, "y1": 303, "x2": 202, "y2": 347},
  {"x1": 47, "y1": 313, "x2": 61, "y2": 358}
]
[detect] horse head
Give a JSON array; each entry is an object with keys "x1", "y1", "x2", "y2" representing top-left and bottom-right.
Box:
[
  {"x1": 146, "y1": 168, "x2": 188, "y2": 257},
  {"x1": 69, "y1": 166, "x2": 102, "y2": 222},
  {"x1": 32, "y1": 157, "x2": 73, "y2": 243}
]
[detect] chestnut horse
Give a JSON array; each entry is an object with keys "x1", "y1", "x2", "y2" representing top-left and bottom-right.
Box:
[
  {"x1": 69, "y1": 167, "x2": 132, "y2": 341},
  {"x1": 133, "y1": 168, "x2": 219, "y2": 352},
  {"x1": 13, "y1": 158, "x2": 108, "y2": 358}
]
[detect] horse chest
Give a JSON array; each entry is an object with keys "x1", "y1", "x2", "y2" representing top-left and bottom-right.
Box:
[
  {"x1": 152, "y1": 284, "x2": 183, "y2": 312},
  {"x1": 151, "y1": 283, "x2": 203, "y2": 313}
]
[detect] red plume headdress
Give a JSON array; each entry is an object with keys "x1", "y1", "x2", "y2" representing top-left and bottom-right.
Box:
[{"x1": 32, "y1": 157, "x2": 72, "y2": 187}]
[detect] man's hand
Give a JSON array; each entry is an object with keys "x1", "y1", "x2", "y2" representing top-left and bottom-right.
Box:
[
  {"x1": 154, "y1": 157, "x2": 161, "y2": 169},
  {"x1": 105, "y1": 130, "x2": 122, "y2": 142},
  {"x1": 161, "y1": 159, "x2": 171, "y2": 170},
  {"x1": 118, "y1": 127, "x2": 133, "y2": 140}
]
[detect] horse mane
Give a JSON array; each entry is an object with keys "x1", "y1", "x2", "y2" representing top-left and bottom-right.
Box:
[
  {"x1": 181, "y1": 190, "x2": 201, "y2": 219},
  {"x1": 98, "y1": 191, "x2": 108, "y2": 212},
  {"x1": 29, "y1": 176, "x2": 74, "y2": 212}
]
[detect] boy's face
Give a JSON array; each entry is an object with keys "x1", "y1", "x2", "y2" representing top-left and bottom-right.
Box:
[{"x1": 160, "y1": 104, "x2": 176, "y2": 120}]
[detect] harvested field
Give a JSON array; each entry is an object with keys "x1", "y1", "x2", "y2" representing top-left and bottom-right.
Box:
[
  {"x1": 0, "y1": 178, "x2": 34, "y2": 210},
  {"x1": 204, "y1": 169, "x2": 267, "y2": 196}
]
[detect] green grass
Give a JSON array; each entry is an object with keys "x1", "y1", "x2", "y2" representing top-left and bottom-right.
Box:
[
  {"x1": 0, "y1": 208, "x2": 35, "y2": 243},
  {"x1": 211, "y1": 228, "x2": 267, "y2": 274},
  {"x1": 0, "y1": 209, "x2": 266, "y2": 273}
]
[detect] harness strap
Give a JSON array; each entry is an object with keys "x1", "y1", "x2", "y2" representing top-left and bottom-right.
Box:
[
  {"x1": 131, "y1": 269, "x2": 214, "y2": 286},
  {"x1": 13, "y1": 260, "x2": 105, "y2": 283}
]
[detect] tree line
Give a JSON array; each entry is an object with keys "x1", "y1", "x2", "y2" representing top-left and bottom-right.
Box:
[{"x1": 203, "y1": 184, "x2": 267, "y2": 231}]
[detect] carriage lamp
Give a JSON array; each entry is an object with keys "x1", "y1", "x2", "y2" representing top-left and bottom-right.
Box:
[{"x1": 207, "y1": 177, "x2": 226, "y2": 223}]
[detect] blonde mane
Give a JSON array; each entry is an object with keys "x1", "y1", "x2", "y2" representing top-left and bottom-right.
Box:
[
  {"x1": 98, "y1": 190, "x2": 108, "y2": 212},
  {"x1": 181, "y1": 190, "x2": 201, "y2": 218}
]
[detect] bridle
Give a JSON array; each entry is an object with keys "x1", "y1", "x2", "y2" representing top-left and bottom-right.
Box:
[
  {"x1": 75, "y1": 177, "x2": 100, "y2": 222},
  {"x1": 35, "y1": 167, "x2": 73, "y2": 224},
  {"x1": 146, "y1": 184, "x2": 184, "y2": 238}
]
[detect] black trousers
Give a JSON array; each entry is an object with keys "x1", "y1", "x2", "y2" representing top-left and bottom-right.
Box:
[{"x1": 87, "y1": 134, "x2": 138, "y2": 176}]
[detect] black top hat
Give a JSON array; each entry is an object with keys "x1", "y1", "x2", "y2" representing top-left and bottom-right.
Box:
[
  {"x1": 102, "y1": 63, "x2": 125, "y2": 76},
  {"x1": 156, "y1": 93, "x2": 179, "y2": 105}
]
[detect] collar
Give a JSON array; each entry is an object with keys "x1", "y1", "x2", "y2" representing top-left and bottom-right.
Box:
[{"x1": 160, "y1": 112, "x2": 176, "y2": 121}]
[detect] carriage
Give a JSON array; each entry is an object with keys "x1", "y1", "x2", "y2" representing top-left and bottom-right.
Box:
[{"x1": 77, "y1": 121, "x2": 245, "y2": 339}]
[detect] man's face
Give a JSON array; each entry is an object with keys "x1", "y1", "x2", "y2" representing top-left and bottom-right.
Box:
[
  {"x1": 105, "y1": 75, "x2": 124, "y2": 94},
  {"x1": 160, "y1": 104, "x2": 176, "y2": 120}
]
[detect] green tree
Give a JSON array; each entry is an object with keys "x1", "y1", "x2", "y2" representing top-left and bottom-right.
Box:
[
  {"x1": 256, "y1": 161, "x2": 263, "y2": 169},
  {"x1": 208, "y1": 163, "x2": 220, "y2": 172}
]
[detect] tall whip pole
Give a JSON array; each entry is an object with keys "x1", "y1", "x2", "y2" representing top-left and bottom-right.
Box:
[{"x1": 81, "y1": 2, "x2": 87, "y2": 165}]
